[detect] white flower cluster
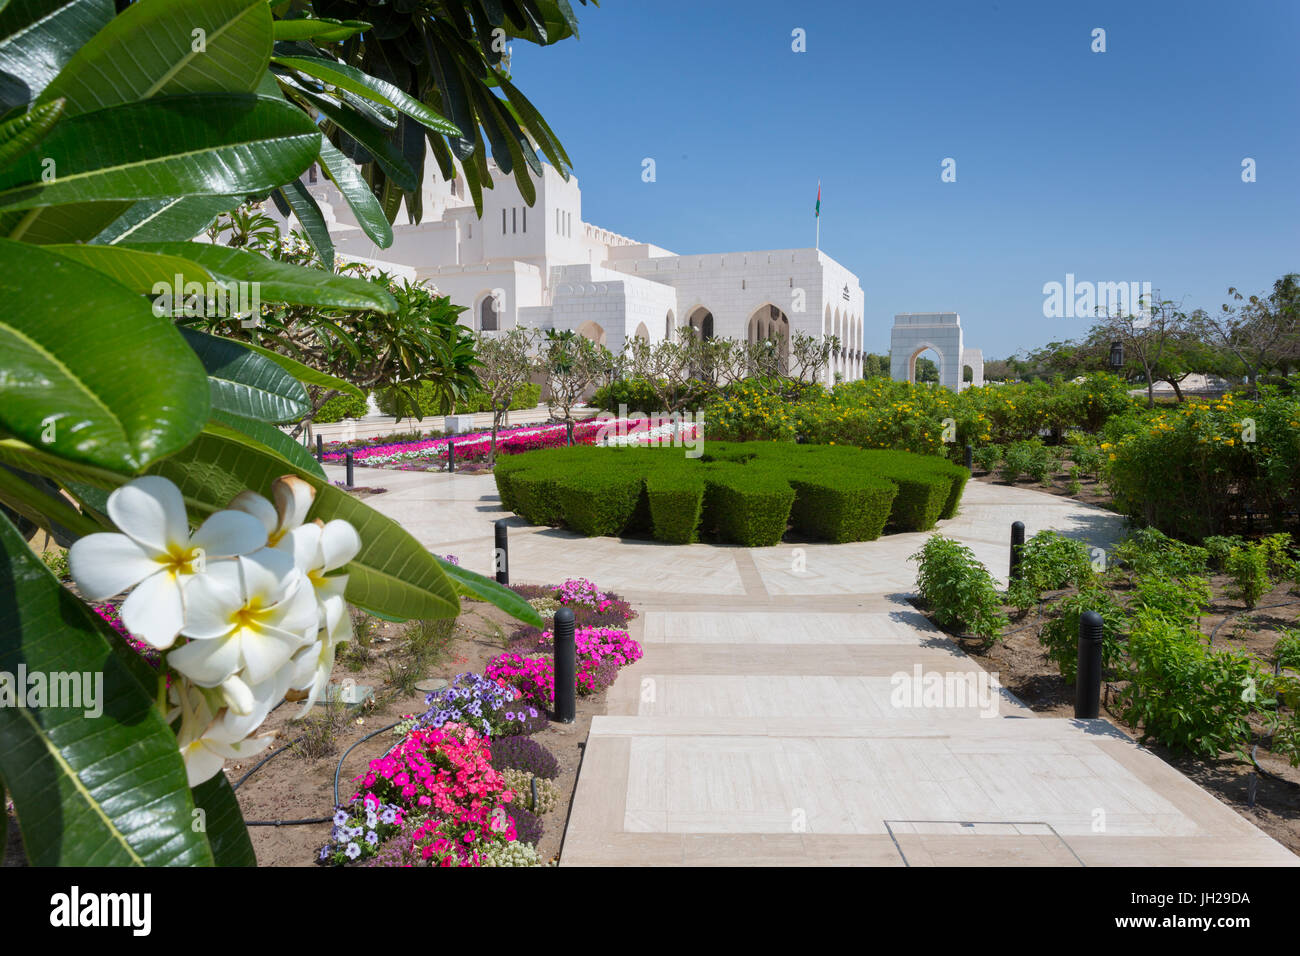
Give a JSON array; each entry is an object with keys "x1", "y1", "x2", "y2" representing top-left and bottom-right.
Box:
[{"x1": 69, "y1": 475, "x2": 361, "y2": 785}]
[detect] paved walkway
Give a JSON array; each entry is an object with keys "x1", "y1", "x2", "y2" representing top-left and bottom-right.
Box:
[{"x1": 331, "y1": 465, "x2": 1299, "y2": 867}]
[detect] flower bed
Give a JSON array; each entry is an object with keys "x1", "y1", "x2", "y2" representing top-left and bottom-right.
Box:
[
  {"x1": 322, "y1": 417, "x2": 700, "y2": 469},
  {"x1": 319, "y1": 577, "x2": 639, "y2": 867}
]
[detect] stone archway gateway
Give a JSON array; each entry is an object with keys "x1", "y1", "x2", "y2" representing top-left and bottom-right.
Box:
[{"x1": 889, "y1": 312, "x2": 983, "y2": 391}]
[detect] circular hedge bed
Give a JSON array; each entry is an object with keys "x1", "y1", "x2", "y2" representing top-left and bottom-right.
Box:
[{"x1": 493, "y1": 442, "x2": 970, "y2": 547}]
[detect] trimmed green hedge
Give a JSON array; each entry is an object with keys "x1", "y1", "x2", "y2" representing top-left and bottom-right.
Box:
[{"x1": 494, "y1": 442, "x2": 969, "y2": 547}]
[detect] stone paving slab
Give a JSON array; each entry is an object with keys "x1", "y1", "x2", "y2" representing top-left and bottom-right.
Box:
[{"x1": 347, "y1": 463, "x2": 1297, "y2": 866}]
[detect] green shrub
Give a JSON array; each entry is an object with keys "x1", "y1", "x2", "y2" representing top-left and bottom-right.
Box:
[
  {"x1": 644, "y1": 471, "x2": 706, "y2": 543},
  {"x1": 555, "y1": 468, "x2": 644, "y2": 537},
  {"x1": 1038, "y1": 588, "x2": 1129, "y2": 683},
  {"x1": 972, "y1": 444, "x2": 1001, "y2": 473},
  {"x1": 314, "y1": 392, "x2": 370, "y2": 423},
  {"x1": 1001, "y1": 439, "x2": 1050, "y2": 484},
  {"x1": 511, "y1": 468, "x2": 566, "y2": 526},
  {"x1": 1112, "y1": 528, "x2": 1209, "y2": 578},
  {"x1": 497, "y1": 442, "x2": 964, "y2": 546},
  {"x1": 1019, "y1": 531, "x2": 1096, "y2": 592},
  {"x1": 1203, "y1": 534, "x2": 1245, "y2": 571},
  {"x1": 1225, "y1": 544, "x2": 1271, "y2": 609},
  {"x1": 910, "y1": 534, "x2": 1008, "y2": 641},
  {"x1": 40, "y1": 547, "x2": 70, "y2": 579},
  {"x1": 1117, "y1": 609, "x2": 1259, "y2": 757},
  {"x1": 788, "y1": 471, "x2": 898, "y2": 543},
  {"x1": 1275, "y1": 630, "x2": 1300, "y2": 671},
  {"x1": 702, "y1": 465, "x2": 795, "y2": 547},
  {"x1": 1259, "y1": 532, "x2": 1295, "y2": 578},
  {"x1": 1129, "y1": 574, "x2": 1212, "y2": 627}
]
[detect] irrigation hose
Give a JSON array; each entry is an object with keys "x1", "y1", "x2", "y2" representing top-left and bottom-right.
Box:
[
  {"x1": 232, "y1": 719, "x2": 402, "y2": 828},
  {"x1": 1208, "y1": 598, "x2": 1300, "y2": 645}
]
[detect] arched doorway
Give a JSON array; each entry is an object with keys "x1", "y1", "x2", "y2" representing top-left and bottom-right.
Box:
[
  {"x1": 664, "y1": 309, "x2": 675, "y2": 343},
  {"x1": 576, "y1": 320, "x2": 606, "y2": 347},
  {"x1": 746, "y1": 304, "x2": 790, "y2": 375},
  {"x1": 687, "y1": 306, "x2": 714, "y2": 340},
  {"x1": 478, "y1": 292, "x2": 500, "y2": 331},
  {"x1": 634, "y1": 322, "x2": 650, "y2": 342},
  {"x1": 908, "y1": 346, "x2": 942, "y2": 384}
]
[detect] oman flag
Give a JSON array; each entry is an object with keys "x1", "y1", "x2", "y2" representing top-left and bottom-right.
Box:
[{"x1": 815, "y1": 181, "x2": 821, "y2": 218}]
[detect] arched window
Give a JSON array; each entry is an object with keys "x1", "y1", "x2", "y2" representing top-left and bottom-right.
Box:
[{"x1": 480, "y1": 294, "x2": 498, "y2": 331}]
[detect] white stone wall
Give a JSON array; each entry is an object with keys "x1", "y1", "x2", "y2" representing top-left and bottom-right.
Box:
[{"x1": 890, "y1": 313, "x2": 965, "y2": 391}]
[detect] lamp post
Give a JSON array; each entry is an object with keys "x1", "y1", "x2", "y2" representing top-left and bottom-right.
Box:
[{"x1": 1109, "y1": 340, "x2": 1124, "y2": 370}]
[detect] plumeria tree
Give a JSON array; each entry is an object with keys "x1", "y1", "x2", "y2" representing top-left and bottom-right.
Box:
[
  {"x1": 475, "y1": 328, "x2": 539, "y2": 464},
  {"x1": 542, "y1": 330, "x2": 608, "y2": 428},
  {"x1": 0, "y1": 0, "x2": 567, "y2": 867}
]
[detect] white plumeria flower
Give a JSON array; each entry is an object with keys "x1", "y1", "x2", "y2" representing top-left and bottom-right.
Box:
[
  {"x1": 228, "y1": 476, "x2": 316, "y2": 548},
  {"x1": 167, "y1": 547, "x2": 318, "y2": 696},
  {"x1": 170, "y1": 682, "x2": 281, "y2": 787},
  {"x1": 68, "y1": 476, "x2": 267, "y2": 649},
  {"x1": 282, "y1": 519, "x2": 362, "y2": 715}
]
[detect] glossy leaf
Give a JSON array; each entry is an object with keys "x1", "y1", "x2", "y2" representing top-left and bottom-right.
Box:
[
  {"x1": 0, "y1": 511, "x2": 213, "y2": 866},
  {"x1": 232, "y1": 340, "x2": 365, "y2": 399},
  {"x1": 191, "y1": 770, "x2": 256, "y2": 866},
  {"x1": 435, "y1": 556, "x2": 543, "y2": 627},
  {"x1": 123, "y1": 241, "x2": 396, "y2": 312},
  {"x1": 272, "y1": 16, "x2": 370, "y2": 43},
  {"x1": 0, "y1": 97, "x2": 64, "y2": 167},
  {"x1": 40, "y1": 0, "x2": 273, "y2": 118},
  {"x1": 93, "y1": 195, "x2": 243, "y2": 244},
  {"x1": 0, "y1": 94, "x2": 320, "y2": 211},
  {"x1": 0, "y1": 0, "x2": 114, "y2": 109},
  {"x1": 0, "y1": 239, "x2": 210, "y2": 471},
  {"x1": 209, "y1": 408, "x2": 325, "y2": 479},
  {"x1": 275, "y1": 178, "x2": 334, "y2": 270},
  {"x1": 317, "y1": 136, "x2": 392, "y2": 248},
  {"x1": 273, "y1": 55, "x2": 461, "y2": 135},
  {"x1": 42, "y1": 242, "x2": 218, "y2": 292},
  {"x1": 178, "y1": 327, "x2": 309, "y2": 423}
]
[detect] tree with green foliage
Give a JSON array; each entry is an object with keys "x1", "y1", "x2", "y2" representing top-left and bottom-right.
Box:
[{"x1": 0, "y1": 0, "x2": 576, "y2": 867}]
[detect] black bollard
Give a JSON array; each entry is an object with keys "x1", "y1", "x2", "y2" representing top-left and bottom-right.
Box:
[
  {"x1": 494, "y1": 518, "x2": 509, "y2": 585},
  {"x1": 553, "y1": 607, "x2": 576, "y2": 723},
  {"x1": 345, "y1": 451, "x2": 354, "y2": 489},
  {"x1": 1009, "y1": 521, "x2": 1025, "y2": 581},
  {"x1": 964, "y1": 444, "x2": 973, "y2": 472},
  {"x1": 447, "y1": 441, "x2": 456, "y2": 474},
  {"x1": 316, "y1": 434, "x2": 324, "y2": 461},
  {"x1": 1075, "y1": 610, "x2": 1104, "y2": 718}
]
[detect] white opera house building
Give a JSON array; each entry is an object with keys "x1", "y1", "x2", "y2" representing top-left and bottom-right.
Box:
[{"x1": 275, "y1": 160, "x2": 868, "y2": 384}]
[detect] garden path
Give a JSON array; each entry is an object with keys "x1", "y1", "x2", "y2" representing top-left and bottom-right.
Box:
[{"x1": 330, "y1": 465, "x2": 1299, "y2": 866}]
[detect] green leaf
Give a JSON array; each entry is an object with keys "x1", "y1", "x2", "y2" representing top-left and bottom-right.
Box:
[
  {"x1": 124, "y1": 241, "x2": 395, "y2": 312},
  {"x1": 275, "y1": 178, "x2": 334, "y2": 270},
  {"x1": 0, "y1": 0, "x2": 114, "y2": 109},
  {"x1": 40, "y1": 0, "x2": 272, "y2": 118},
  {"x1": 0, "y1": 239, "x2": 210, "y2": 471},
  {"x1": 144, "y1": 426, "x2": 459, "y2": 621},
  {"x1": 307, "y1": 91, "x2": 418, "y2": 191},
  {"x1": 317, "y1": 136, "x2": 392, "y2": 248},
  {"x1": 94, "y1": 195, "x2": 243, "y2": 245},
  {"x1": 178, "y1": 327, "x2": 309, "y2": 423},
  {"x1": 0, "y1": 511, "x2": 214, "y2": 866},
  {"x1": 0, "y1": 96, "x2": 64, "y2": 167},
  {"x1": 209, "y1": 408, "x2": 325, "y2": 479},
  {"x1": 0, "y1": 93, "x2": 320, "y2": 212},
  {"x1": 436, "y1": 556, "x2": 543, "y2": 627},
  {"x1": 190, "y1": 773, "x2": 256, "y2": 866},
  {"x1": 232, "y1": 340, "x2": 364, "y2": 399},
  {"x1": 271, "y1": 16, "x2": 370, "y2": 43},
  {"x1": 42, "y1": 241, "x2": 218, "y2": 292},
  {"x1": 272, "y1": 55, "x2": 460, "y2": 135}
]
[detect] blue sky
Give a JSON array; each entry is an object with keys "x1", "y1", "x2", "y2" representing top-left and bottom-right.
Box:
[{"x1": 508, "y1": 0, "x2": 1299, "y2": 358}]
